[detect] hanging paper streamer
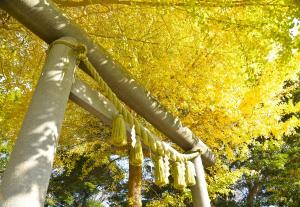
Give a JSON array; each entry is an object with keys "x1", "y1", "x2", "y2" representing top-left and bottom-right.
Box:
[
  {"x1": 130, "y1": 125, "x2": 136, "y2": 147},
  {"x1": 185, "y1": 161, "x2": 196, "y2": 186},
  {"x1": 164, "y1": 156, "x2": 170, "y2": 178},
  {"x1": 111, "y1": 114, "x2": 127, "y2": 147},
  {"x1": 154, "y1": 156, "x2": 169, "y2": 186},
  {"x1": 173, "y1": 162, "x2": 186, "y2": 190}
]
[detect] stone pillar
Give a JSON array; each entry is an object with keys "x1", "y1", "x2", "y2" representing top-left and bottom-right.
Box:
[
  {"x1": 0, "y1": 37, "x2": 78, "y2": 207},
  {"x1": 191, "y1": 155, "x2": 211, "y2": 207}
]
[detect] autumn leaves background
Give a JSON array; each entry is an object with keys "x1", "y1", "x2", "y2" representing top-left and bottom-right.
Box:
[{"x1": 0, "y1": 0, "x2": 300, "y2": 206}]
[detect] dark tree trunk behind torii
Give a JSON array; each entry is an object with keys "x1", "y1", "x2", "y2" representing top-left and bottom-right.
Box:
[{"x1": 128, "y1": 163, "x2": 142, "y2": 207}]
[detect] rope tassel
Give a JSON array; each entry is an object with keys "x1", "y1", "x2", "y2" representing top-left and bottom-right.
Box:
[
  {"x1": 111, "y1": 114, "x2": 127, "y2": 147},
  {"x1": 185, "y1": 161, "x2": 196, "y2": 186},
  {"x1": 154, "y1": 156, "x2": 169, "y2": 187},
  {"x1": 130, "y1": 137, "x2": 144, "y2": 166},
  {"x1": 149, "y1": 136, "x2": 157, "y2": 153},
  {"x1": 173, "y1": 162, "x2": 186, "y2": 190}
]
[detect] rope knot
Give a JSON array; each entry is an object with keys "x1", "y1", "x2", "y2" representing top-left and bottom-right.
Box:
[{"x1": 75, "y1": 43, "x2": 88, "y2": 61}]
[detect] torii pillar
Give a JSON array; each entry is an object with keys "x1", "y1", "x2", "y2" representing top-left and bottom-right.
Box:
[{"x1": 0, "y1": 37, "x2": 78, "y2": 207}]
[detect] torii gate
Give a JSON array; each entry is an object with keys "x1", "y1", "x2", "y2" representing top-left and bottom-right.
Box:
[{"x1": 0, "y1": 0, "x2": 215, "y2": 207}]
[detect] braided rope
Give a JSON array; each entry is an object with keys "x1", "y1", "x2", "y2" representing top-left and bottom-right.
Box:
[{"x1": 49, "y1": 39, "x2": 201, "y2": 162}]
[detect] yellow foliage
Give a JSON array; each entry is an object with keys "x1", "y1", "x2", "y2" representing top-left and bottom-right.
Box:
[{"x1": 1, "y1": 0, "x2": 300, "y2": 200}]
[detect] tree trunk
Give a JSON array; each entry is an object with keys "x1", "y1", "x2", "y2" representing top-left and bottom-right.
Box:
[
  {"x1": 246, "y1": 181, "x2": 260, "y2": 207},
  {"x1": 128, "y1": 163, "x2": 142, "y2": 207}
]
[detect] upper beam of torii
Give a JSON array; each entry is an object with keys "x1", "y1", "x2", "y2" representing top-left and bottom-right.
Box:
[{"x1": 0, "y1": 0, "x2": 215, "y2": 166}]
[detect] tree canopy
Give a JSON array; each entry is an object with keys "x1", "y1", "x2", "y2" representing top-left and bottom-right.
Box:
[{"x1": 0, "y1": 0, "x2": 300, "y2": 206}]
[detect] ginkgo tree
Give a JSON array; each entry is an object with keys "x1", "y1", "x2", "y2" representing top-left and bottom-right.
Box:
[{"x1": 0, "y1": 0, "x2": 300, "y2": 206}]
